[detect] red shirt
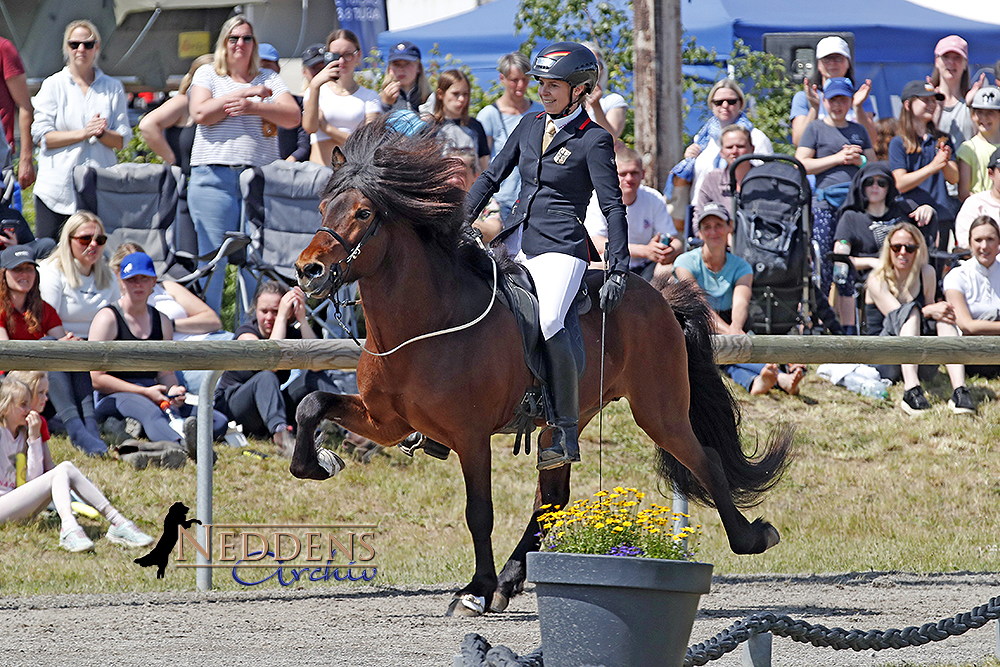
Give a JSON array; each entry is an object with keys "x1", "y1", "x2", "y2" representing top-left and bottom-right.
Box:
[
  {"x1": 0, "y1": 301, "x2": 62, "y2": 340},
  {"x1": 0, "y1": 37, "x2": 25, "y2": 147}
]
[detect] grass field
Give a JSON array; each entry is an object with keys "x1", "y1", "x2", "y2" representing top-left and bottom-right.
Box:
[{"x1": 1, "y1": 363, "x2": 998, "y2": 597}]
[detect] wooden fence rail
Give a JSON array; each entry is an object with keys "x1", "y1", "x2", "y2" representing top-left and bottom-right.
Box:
[{"x1": 0, "y1": 335, "x2": 997, "y2": 371}]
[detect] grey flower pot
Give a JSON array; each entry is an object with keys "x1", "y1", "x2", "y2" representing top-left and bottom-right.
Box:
[{"x1": 527, "y1": 551, "x2": 713, "y2": 667}]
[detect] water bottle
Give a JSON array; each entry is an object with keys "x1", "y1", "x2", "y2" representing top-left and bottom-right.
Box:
[
  {"x1": 833, "y1": 261, "x2": 849, "y2": 286},
  {"x1": 842, "y1": 372, "x2": 889, "y2": 399},
  {"x1": 160, "y1": 400, "x2": 186, "y2": 438}
]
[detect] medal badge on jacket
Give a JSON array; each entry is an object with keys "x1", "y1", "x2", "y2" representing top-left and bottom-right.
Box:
[{"x1": 554, "y1": 147, "x2": 571, "y2": 164}]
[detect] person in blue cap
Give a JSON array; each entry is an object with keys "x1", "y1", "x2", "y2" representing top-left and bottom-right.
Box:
[{"x1": 379, "y1": 40, "x2": 430, "y2": 113}]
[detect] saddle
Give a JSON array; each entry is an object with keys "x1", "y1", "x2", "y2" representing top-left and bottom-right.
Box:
[{"x1": 494, "y1": 264, "x2": 597, "y2": 455}]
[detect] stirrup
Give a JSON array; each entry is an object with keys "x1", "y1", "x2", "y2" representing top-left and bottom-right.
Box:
[
  {"x1": 536, "y1": 423, "x2": 579, "y2": 471},
  {"x1": 397, "y1": 432, "x2": 425, "y2": 457}
]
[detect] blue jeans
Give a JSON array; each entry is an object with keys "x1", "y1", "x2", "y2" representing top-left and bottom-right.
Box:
[
  {"x1": 189, "y1": 164, "x2": 245, "y2": 313},
  {"x1": 722, "y1": 363, "x2": 766, "y2": 392}
]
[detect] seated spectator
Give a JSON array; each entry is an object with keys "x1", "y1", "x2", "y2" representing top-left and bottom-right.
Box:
[
  {"x1": 38, "y1": 211, "x2": 119, "y2": 338},
  {"x1": 957, "y1": 86, "x2": 1000, "y2": 202},
  {"x1": 864, "y1": 222, "x2": 972, "y2": 415},
  {"x1": 673, "y1": 204, "x2": 804, "y2": 396},
  {"x1": 834, "y1": 161, "x2": 936, "y2": 282},
  {"x1": 692, "y1": 124, "x2": 755, "y2": 232},
  {"x1": 446, "y1": 148, "x2": 502, "y2": 242},
  {"x1": 88, "y1": 251, "x2": 228, "y2": 456},
  {"x1": 137, "y1": 54, "x2": 214, "y2": 171},
  {"x1": 955, "y1": 147, "x2": 1000, "y2": 251},
  {"x1": 943, "y1": 215, "x2": 1000, "y2": 379},
  {"x1": 109, "y1": 242, "x2": 232, "y2": 390},
  {"x1": 0, "y1": 245, "x2": 107, "y2": 456},
  {"x1": 0, "y1": 375, "x2": 153, "y2": 552},
  {"x1": 872, "y1": 118, "x2": 898, "y2": 162},
  {"x1": 585, "y1": 144, "x2": 681, "y2": 282}
]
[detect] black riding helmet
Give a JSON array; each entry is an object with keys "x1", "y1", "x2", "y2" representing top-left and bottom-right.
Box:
[{"x1": 529, "y1": 42, "x2": 599, "y2": 118}]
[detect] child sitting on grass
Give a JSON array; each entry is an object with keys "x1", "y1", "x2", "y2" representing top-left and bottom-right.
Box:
[{"x1": 0, "y1": 374, "x2": 153, "y2": 552}]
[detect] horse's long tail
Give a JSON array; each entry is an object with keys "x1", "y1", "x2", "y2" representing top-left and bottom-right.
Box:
[{"x1": 656, "y1": 279, "x2": 793, "y2": 508}]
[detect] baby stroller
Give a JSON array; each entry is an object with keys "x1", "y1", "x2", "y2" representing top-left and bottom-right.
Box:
[{"x1": 729, "y1": 154, "x2": 821, "y2": 334}]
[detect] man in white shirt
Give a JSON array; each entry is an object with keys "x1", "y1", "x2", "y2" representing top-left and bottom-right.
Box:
[{"x1": 585, "y1": 144, "x2": 681, "y2": 281}]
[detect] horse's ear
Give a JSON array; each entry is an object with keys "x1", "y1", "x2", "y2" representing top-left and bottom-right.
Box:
[
  {"x1": 331, "y1": 147, "x2": 347, "y2": 172},
  {"x1": 319, "y1": 198, "x2": 328, "y2": 217}
]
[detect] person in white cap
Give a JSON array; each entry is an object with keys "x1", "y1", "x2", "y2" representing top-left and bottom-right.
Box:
[
  {"x1": 956, "y1": 85, "x2": 1000, "y2": 200},
  {"x1": 790, "y1": 35, "x2": 875, "y2": 147},
  {"x1": 929, "y1": 34, "x2": 985, "y2": 154}
]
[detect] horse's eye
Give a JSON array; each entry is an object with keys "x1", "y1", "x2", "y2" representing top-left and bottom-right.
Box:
[{"x1": 356, "y1": 209, "x2": 372, "y2": 221}]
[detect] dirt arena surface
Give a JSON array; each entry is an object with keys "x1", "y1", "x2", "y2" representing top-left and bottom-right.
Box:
[{"x1": 0, "y1": 571, "x2": 996, "y2": 666}]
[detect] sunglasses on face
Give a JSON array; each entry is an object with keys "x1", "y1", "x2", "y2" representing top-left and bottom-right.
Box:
[
  {"x1": 227, "y1": 34, "x2": 254, "y2": 44},
  {"x1": 71, "y1": 234, "x2": 108, "y2": 246},
  {"x1": 863, "y1": 177, "x2": 890, "y2": 188},
  {"x1": 68, "y1": 40, "x2": 96, "y2": 50},
  {"x1": 890, "y1": 243, "x2": 918, "y2": 254},
  {"x1": 712, "y1": 98, "x2": 740, "y2": 107}
]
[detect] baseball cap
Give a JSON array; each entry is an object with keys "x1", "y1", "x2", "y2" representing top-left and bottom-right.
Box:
[
  {"x1": 301, "y1": 43, "x2": 326, "y2": 68},
  {"x1": 972, "y1": 86, "x2": 1000, "y2": 110},
  {"x1": 901, "y1": 80, "x2": 945, "y2": 101},
  {"x1": 387, "y1": 41, "x2": 421, "y2": 63},
  {"x1": 119, "y1": 252, "x2": 157, "y2": 280},
  {"x1": 816, "y1": 36, "x2": 850, "y2": 61},
  {"x1": 934, "y1": 35, "x2": 968, "y2": 60},
  {"x1": 0, "y1": 245, "x2": 36, "y2": 270},
  {"x1": 823, "y1": 77, "x2": 855, "y2": 99},
  {"x1": 258, "y1": 43, "x2": 279, "y2": 63},
  {"x1": 988, "y1": 147, "x2": 1000, "y2": 170},
  {"x1": 697, "y1": 202, "x2": 731, "y2": 226}
]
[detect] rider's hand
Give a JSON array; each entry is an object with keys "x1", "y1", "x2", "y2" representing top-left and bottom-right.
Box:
[{"x1": 599, "y1": 271, "x2": 627, "y2": 314}]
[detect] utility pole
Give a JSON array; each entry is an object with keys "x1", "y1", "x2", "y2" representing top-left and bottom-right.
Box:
[{"x1": 633, "y1": 0, "x2": 682, "y2": 192}]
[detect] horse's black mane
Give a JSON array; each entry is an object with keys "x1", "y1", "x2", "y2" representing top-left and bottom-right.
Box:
[{"x1": 321, "y1": 117, "x2": 502, "y2": 279}]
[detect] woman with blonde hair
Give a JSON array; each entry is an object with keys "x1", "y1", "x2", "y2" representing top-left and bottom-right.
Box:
[
  {"x1": 302, "y1": 29, "x2": 381, "y2": 166},
  {"x1": 31, "y1": 19, "x2": 130, "y2": 240},
  {"x1": 865, "y1": 221, "x2": 971, "y2": 414},
  {"x1": 137, "y1": 54, "x2": 215, "y2": 170},
  {"x1": 187, "y1": 16, "x2": 301, "y2": 312}
]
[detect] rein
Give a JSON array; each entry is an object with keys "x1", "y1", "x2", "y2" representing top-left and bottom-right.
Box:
[{"x1": 320, "y1": 224, "x2": 499, "y2": 358}]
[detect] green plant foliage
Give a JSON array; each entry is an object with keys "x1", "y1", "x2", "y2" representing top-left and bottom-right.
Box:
[{"x1": 115, "y1": 124, "x2": 164, "y2": 164}]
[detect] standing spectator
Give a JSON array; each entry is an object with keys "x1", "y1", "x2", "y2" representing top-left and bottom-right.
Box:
[
  {"x1": 889, "y1": 80, "x2": 960, "y2": 252},
  {"x1": 31, "y1": 20, "x2": 130, "y2": 240},
  {"x1": 790, "y1": 36, "x2": 876, "y2": 147},
  {"x1": 581, "y1": 41, "x2": 627, "y2": 138},
  {"x1": 428, "y1": 69, "x2": 490, "y2": 172},
  {"x1": 956, "y1": 86, "x2": 1000, "y2": 201},
  {"x1": 302, "y1": 30, "x2": 380, "y2": 167},
  {"x1": 864, "y1": 222, "x2": 969, "y2": 415},
  {"x1": 476, "y1": 53, "x2": 542, "y2": 220},
  {"x1": 795, "y1": 77, "x2": 875, "y2": 334},
  {"x1": 930, "y1": 35, "x2": 982, "y2": 156},
  {"x1": 187, "y1": 16, "x2": 301, "y2": 313},
  {"x1": 955, "y1": 147, "x2": 1000, "y2": 251},
  {"x1": 585, "y1": 144, "x2": 681, "y2": 282},
  {"x1": 137, "y1": 54, "x2": 214, "y2": 172},
  {"x1": 379, "y1": 41, "x2": 430, "y2": 113},
  {"x1": 256, "y1": 43, "x2": 310, "y2": 163},
  {"x1": 0, "y1": 36, "x2": 34, "y2": 191}
]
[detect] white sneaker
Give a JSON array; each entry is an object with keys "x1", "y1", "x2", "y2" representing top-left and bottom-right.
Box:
[
  {"x1": 106, "y1": 521, "x2": 154, "y2": 548},
  {"x1": 59, "y1": 527, "x2": 95, "y2": 553}
]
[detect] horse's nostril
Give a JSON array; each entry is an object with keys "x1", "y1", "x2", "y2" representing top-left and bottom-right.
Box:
[{"x1": 302, "y1": 262, "x2": 325, "y2": 279}]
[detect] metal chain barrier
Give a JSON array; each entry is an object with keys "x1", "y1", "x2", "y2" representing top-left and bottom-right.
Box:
[{"x1": 456, "y1": 595, "x2": 1000, "y2": 667}]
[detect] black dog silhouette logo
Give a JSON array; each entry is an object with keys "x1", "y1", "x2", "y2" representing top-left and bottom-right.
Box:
[{"x1": 134, "y1": 501, "x2": 201, "y2": 579}]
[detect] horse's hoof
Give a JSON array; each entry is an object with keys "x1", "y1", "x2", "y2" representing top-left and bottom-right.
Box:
[
  {"x1": 489, "y1": 591, "x2": 509, "y2": 613},
  {"x1": 763, "y1": 524, "x2": 780, "y2": 551},
  {"x1": 445, "y1": 594, "x2": 485, "y2": 617},
  {"x1": 317, "y1": 448, "x2": 345, "y2": 477}
]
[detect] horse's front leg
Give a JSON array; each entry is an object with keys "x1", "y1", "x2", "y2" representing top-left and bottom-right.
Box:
[
  {"x1": 290, "y1": 391, "x2": 410, "y2": 480},
  {"x1": 446, "y1": 437, "x2": 496, "y2": 617}
]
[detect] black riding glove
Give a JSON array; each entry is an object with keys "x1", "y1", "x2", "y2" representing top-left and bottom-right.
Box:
[{"x1": 599, "y1": 271, "x2": 627, "y2": 313}]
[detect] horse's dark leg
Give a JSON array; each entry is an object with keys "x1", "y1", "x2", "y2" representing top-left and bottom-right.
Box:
[
  {"x1": 446, "y1": 438, "x2": 496, "y2": 617},
  {"x1": 492, "y1": 464, "x2": 571, "y2": 612}
]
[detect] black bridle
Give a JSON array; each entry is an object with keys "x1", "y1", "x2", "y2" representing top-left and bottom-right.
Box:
[{"x1": 313, "y1": 211, "x2": 383, "y2": 294}]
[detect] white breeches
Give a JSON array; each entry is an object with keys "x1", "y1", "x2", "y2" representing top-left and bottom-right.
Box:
[{"x1": 519, "y1": 251, "x2": 587, "y2": 340}]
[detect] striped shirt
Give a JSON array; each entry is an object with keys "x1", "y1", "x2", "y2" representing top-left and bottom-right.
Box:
[{"x1": 189, "y1": 65, "x2": 290, "y2": 167}]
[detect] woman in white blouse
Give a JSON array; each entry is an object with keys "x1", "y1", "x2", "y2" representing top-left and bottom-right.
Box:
[
  {"x1": 944, "y1": 215, "x2": 1000, "y2": 379},
  {"x1": 30, "y1": 20, "x2": 129, "y2": 241}
]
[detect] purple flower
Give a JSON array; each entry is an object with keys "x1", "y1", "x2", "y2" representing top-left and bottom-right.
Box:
[{"x1": 607, "y1": 543, "x2": 644, "y2": 558}]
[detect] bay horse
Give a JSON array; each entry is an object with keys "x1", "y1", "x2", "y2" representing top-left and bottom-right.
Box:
[{"x1": 292, "y1": 118, "x2": 793, "y2": 616}]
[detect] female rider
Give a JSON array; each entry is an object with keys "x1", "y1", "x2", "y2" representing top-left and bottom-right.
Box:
[{"x1": 466, "y1": 42, "x2": 629, "y2": 470}]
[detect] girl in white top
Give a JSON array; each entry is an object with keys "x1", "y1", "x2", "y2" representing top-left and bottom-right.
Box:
[
  {"x1": 302, "y1": 29, "x2": 381, "y2": 167},
  {"x1": 0, "y1": 374, "x2": 153, "y2": 552},
  {"x1": 30, "y1": 20, "x2": 130, "y2": 240},
  {"x1": 38, "y1": 211, "x2": 119, "y2": 338},
  {"x1": 944, "y1": 215, "x2": 1000, "y2": 334}
]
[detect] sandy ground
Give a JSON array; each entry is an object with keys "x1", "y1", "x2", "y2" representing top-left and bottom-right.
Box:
[{"x1": 0, "y1": 571, "x2": 997, "y2": 666}]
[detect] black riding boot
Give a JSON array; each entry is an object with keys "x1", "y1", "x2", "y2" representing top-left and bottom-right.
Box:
[{"x1": 537, "y1": 329, "x2": 580, "y2": 471}]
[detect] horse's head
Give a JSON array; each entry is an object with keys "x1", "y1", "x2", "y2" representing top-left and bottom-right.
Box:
[{"x1": 297, "y1": 149, "x2": 387, "y2": 299}]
